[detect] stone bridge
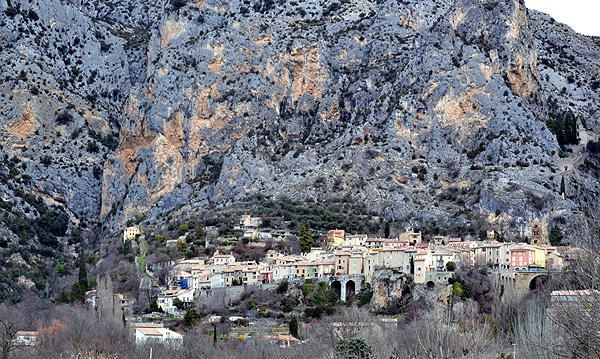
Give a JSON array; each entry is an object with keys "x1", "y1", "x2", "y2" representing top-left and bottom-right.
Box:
[
  {"x1": 325, "y1": 274, "x2": 365, "y2": 302},
  {"x1": 492, "y1": 269, "x2": 563, "y2": 301}
]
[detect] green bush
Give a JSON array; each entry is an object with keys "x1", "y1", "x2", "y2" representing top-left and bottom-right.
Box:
[
  {"x1": 356, "y1": 290, "x2": 373, "y2": 307},
  {"x1": 446, "y1": 261, "x2": 456, "y2": 272},
  {"x1": 302, "y1": 279, "x2": 314, "y2": 297}
]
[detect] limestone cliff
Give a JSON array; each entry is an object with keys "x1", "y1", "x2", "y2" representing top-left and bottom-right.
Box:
[
  {"x1": 370, "y1": 269, "x2": 412, "y2": 313},
  {"x1": 0, "y1": 0, "x2": 599, "y2": 242}
]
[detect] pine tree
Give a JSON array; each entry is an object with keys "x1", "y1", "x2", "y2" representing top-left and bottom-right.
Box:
[
  {"x1": 183, "y1": 308, "x2": 200, "y2": 329},
  {"x1": 56, "y1": 290, "x2": 70, "y2": 303},
  {"x1": 299, "y1": 222, "x2": 314, "y2": 253},
  {"x1": 289, "y1": 315, "x2": 299, "y2": 338},
  {"x1": 335, "y1": 338, "x2": 376, "y2": 359},
  {"x1": 549, "y1": 227, "x2": 564, "y2": 246}
]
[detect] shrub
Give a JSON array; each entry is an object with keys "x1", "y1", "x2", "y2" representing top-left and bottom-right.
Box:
[
  {"x1": 356, "y1": 290, "x2": 373, "y2": 307},
  {"x1": 17, "y1": 70, "x2": 27, "y2": 81},
  {"x1": 302, "y1": 279, "x2": 314, "y2": 297},
  {"x1": 56, "y1": 110, "x2": 73, "y2": 125},
  {"x1": 179, "y1": 224, "x2": 189, "y2": 236},
  {"x1": 86, "y1": 141, "x2": 99, "y2": 153},
  {"x1": 276, "y1": 280, "x2": 288, "y2": 294},
  {"x1": 40, "y1": 156, "x2": 52, "y2": 166},
  {"x1": 5, "y1": 7, "x2": 18, "y2": 17},
  {"x1": 171, "y1": 0, "x2": 186, "y2": 9},
  {"x1": 27, "y1": 10, "x2": 39, "y2": 21}
]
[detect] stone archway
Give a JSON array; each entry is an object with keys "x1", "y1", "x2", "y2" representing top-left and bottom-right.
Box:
[
  {"x1": 345, "y1": 280, "x2": 356, "y2": 302},
  {"x1": 327, "y1": 275, "x2": 364, "y2": 301},
  {"x1": 529, "y1": 274, "x2": 548, "y2": 291},
  {"x1": 426, "y1": 281, "x2": 435, "y2": 290}
]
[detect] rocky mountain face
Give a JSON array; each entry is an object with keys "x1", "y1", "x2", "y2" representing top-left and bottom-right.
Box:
[{"x1": 1, "y1": 0, "x2": 599, "y2": 243}]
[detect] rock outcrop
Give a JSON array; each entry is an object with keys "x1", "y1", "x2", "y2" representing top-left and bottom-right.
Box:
[{"x1": 370, "y1": 269, "x2": 412, "y2": 313}]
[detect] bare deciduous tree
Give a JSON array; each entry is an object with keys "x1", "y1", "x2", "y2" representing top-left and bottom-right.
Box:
[
  {"x1": 0, "y1": 304, "x2": 34, "y2": 359},
  {"x1": 513, "y1": 301, "x2": 563, "y2": 359},
  {"x1": 390, "y1": 308, "x2": 504, "y2": 359}
]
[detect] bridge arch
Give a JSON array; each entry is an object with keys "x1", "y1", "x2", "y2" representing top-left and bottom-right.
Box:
[
  {"x1": 345, "y1": 280, "x2": 356, "y2": 301},
  {"x1": 331, "y1": 280, "x2": 342, "y2": 299},
  {"x1": 327, "y1": 275, "x2": 364, "y2": 302},
  {"x1": 529, "y1": 274, "x2": 548, "y2": 291}
]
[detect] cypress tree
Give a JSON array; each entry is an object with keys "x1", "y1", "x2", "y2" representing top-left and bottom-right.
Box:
[
  {"x1": 560, "y1": 176, "x2": 566, "y2": 195},
  {"x1": 299, "y1": 222, "x2": 314, "y2": 253},
  {"x1": 289, "y1": 315, "x2": 299, "y2": 338},
  {"x1": 384, "y1": 221, "x2": 390, "y2": 238},
  {"x1": 68, "y1": 248, "x2": 88, "y2": 303},
  {"x1": 78, "y1": 248, "x2": 87, "y2": 289}
]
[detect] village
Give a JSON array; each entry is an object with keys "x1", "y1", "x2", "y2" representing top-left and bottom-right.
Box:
[
  {"x1": 87, "y1": 215, "x2": 577, "y2": 344},
  {"x1": 11, "y1": 215, "x2": 580, "y2": 352},
  {"x1": 149, "y1": 217, "x2": 569, "y2": 301}
]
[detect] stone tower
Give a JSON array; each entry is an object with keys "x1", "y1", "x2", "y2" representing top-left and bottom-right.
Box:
[{"x1": 531, "y1": 222, "x2": 544, "y2": 245}]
